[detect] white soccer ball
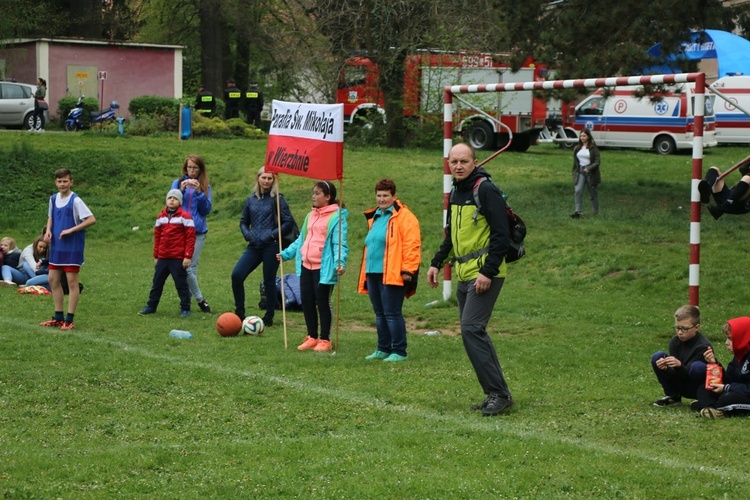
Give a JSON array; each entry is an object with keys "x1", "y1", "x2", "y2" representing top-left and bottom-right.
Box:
[{"x1": 242, "y1": 315, "x2": 265, "y2": 336}]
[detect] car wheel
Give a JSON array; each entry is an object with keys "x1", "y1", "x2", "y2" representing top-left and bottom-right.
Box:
[
  {"x1": 654, "y1": 135, "x2": 676, "y2": 155},
  {"x1": 560, "y1": 128, "x2": 578, "y2": 149},
  {"x1": 466, "y1": 121, "x2": 496, "y2": 150},
  {"x1": 24, "y1": 112, "x2": 36, "y2": 130}
]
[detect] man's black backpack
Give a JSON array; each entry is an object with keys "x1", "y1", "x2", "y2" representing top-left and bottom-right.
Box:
[{"x1": 452, "y1": 177, "x2": 526, "y2": 263}]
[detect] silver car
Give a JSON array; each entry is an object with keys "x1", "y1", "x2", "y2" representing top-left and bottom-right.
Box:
[{"x1": 0, "y1": 81, "x2": 47, "y2": 129}]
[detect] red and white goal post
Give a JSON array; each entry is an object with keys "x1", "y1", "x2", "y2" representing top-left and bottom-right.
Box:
[{"x1": 441, "y1": 72, "x2": 707, "y2": 306}]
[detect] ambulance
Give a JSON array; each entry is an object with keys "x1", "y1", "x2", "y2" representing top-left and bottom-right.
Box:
[
  {"x1": 710, "y1": 76, "x2": 750, "y2": 144},
  {"x1": 568, "y1": 84, "x2": 717, "y2": 154}
]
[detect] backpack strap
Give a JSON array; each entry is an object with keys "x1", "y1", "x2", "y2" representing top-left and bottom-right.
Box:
[{"x1": 451, "y1": 247, "x2": 489, "y2": 265}]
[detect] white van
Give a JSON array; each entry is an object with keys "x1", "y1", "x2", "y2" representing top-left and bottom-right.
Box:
[
  {"x1": 567, "y1": 84, "x2": 717, "y2": 154},
  {"x1": 710, "y1": 76, "x2": 750, "y2": 144}
]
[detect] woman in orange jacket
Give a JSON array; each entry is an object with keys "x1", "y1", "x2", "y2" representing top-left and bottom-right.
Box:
[{"x1": 358, "y1": 178, "x2": 421, "y2": 362}]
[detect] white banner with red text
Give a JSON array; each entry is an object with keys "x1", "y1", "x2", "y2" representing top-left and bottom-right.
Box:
[{"x1": 265, "y1": 100, "x2": 344, "y2": 181}]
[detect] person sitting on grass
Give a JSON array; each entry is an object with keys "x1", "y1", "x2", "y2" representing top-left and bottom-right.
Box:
[
  {"x1": 698, "y1": 164, "x2": 750, "y2": 219},
  {"x1": 138, "y1": 189, "x2": 195, "y2": 317},
  {"x1": 651, "y1": 305, "x2": 713, "y2": 410},
  {"x1": 0, "y1": 237, "x2": 25, "y2": 286},
  {"x1": 697, "y1": 316, "x2": 750, "y2": 419}
]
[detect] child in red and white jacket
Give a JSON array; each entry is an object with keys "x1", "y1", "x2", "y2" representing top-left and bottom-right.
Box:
[
  {"x1": 698, "y1": 316, "x2": 750, "y2": 419},
  {"x1": 138, "y1": 189, "x2": 196, "y2": 317}
]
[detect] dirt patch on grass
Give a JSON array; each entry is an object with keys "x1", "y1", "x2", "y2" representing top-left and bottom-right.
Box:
[{"x1": 602, "y1": 269, "x2": 639, "y2": 279}]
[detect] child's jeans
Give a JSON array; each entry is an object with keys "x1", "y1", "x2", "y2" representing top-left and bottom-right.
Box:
[{"x1": 2, "y1": 265, "x2": 28, "y2": 285}]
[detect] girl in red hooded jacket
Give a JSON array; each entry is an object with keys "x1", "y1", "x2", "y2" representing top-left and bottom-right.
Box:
[{"x1": 699, "y1": 316, "x2": 750, "y2": 419}]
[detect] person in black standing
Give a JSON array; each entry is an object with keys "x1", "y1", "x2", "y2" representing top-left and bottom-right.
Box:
[
  {"x1": 224, "y1": 79, "x2": 242, "y2": 120},
  {"x1": 244, "y1": 81, "x2": 264, "y2": 128},
  {"x1": 195, "y1": 84, "x2": 215, "y2": 118}
]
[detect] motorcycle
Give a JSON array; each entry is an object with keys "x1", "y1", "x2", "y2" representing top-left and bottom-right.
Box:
[{"x1": 64, "y1": 97, "x2": 120, "y2": 131}]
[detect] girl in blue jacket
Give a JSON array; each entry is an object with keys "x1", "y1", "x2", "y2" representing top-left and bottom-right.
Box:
[{"x1": 172, "y1": 154, "x2": 213, "y2": 313}]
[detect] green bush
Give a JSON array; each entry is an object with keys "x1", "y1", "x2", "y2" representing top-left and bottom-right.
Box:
[
  {"x1": 127, "y1": 115, "x2": 179, "y2": 136},
  {"x1": 403, "y1": 115, "x2": 444, "y2": 149},
  {"x1": 345, "y1": 114, "x2": 387, "y2": 147},
  {"x1": 128, "y1": 95, "x2": 180, "y2": 119},
  {"x1": 191, "y1": 115, "x2": 231, "y2": 136},
  {"x1": 190, "y1": 114, "x2": 266, "y2": 139}
]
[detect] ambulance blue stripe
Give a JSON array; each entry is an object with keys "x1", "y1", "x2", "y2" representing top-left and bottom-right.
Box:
[
  {"x1": 575, "y1": 116, "x2": 714, "y2": 127},
  {"x1": 716, "y1": 113, "x2": 750, "y2": 123}
]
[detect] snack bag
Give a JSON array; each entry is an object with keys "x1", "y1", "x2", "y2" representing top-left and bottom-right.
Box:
[{"x1": 705, "y1": 363, "x2": 724, "y2": 390}]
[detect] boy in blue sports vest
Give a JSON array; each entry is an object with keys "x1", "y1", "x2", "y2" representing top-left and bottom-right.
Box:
[{"x1": 39, "y1": 168, "x2": 96, "y2": 330}]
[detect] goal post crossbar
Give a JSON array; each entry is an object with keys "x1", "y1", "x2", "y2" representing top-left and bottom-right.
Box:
[{"x1": 440, "y1": 72, "x2": 706, "y2": 306}]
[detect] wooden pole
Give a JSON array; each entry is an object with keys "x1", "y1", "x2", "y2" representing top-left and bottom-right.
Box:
[
  {"x1": 275, "y1": 175, "x2": 288, "y2": 349},
  {"x1": 334, "y1": 178, "x2": 344, "y2": 353},
  {"x1": 717, "y1": 154, "x2": 750, "y2": 182}
]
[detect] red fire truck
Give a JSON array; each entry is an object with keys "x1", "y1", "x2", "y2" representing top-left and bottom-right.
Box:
[{"x1": 336, "y1": 50, "x2": 549, "y2": 151}]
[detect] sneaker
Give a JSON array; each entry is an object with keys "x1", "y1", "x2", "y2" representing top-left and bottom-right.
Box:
[
  {"x1": 39, "y1": 318, "x2": 64, "y2": 328},
  {"x1": 653, "y1": 395, "x2": 682, "y2": 407},
  {"x1": 0, "y1": 279, "x2": 17, "y2": 287},
  {"x1": 471, "y1": 395, "x2": 490, "y2": 411},
  {"x1": 60, "y1": 321, "x2": 75, "y2": 331},
  {"x1": 138, "y1": 307, "x2": 155, "y2": 315},
  {"x1": 365, "y1": 350, "x2": 389, "y2": 360},
  {"x1": 569, "y1": 211, "x2": 581, "y2": 219},
  {"x1": 690, "y1": 400, "x2": 702, "y2": 412},
  {"x1": 261, "y1": 316, "x2": 274, "y2": 327},
  {"x1": 36, "y1": 129, "x2": 45, "y2": 133},
  {"x1": 698, "y1": 180, "x2": 712, "y2": 204},
  {"x1": 700, "y1": 407, "x2": 725, "y2": 419},
  {"x1": 383, "y1": 353, "x2": 407, "y2": 362},
  {"x1": 181, "y1": 310, "x2": 191, "y2": 318},
  {"x1": 298, "y1": 336, "x2": 319, "y2": 350},
  {"x1": 198, "y1": 299, "x2": 212, "y2": 313},
  {"x1": 482, "y1": 394, "x2": 514, "y2": 416},
  {"x1": 313, "y1": 339, "x2": 332, "y2": 352}
]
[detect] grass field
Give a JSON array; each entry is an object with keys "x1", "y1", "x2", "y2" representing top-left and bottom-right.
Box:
[{"x1": 1, "y1": 131, "x2": 750, "y2": 497}]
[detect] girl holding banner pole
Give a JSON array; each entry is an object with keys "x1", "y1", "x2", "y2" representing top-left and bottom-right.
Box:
[
  {"x1": 279, "y1": 181, "x2": 348, "y2": 352},
  {"x1": 231, "y1": 167, "x2": 294, "y2": 326}
]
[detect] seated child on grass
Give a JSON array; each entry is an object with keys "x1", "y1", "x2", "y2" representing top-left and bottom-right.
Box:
[
  {"x1": 697, "y1": 317, "x2": 750, "y2": 419},
  {"x1": 651, "y1": 305, "x2": 713, "y2": 409}
]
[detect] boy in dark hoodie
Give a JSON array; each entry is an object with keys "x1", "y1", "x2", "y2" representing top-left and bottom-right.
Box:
[
  {"x1": 651, "y1": 305, "x2": 714, "y2": 409},
  {"x1": 699, "y1": 316, "x2": 750, "y2": 419}
]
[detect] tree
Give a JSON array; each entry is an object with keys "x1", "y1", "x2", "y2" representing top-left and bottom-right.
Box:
[
  {"x1": 198, "y1": 0, "x2": 224, "y2": 97},
  {"x1": 305, "y1": 0, "x2": 434, "y2": 147}
]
